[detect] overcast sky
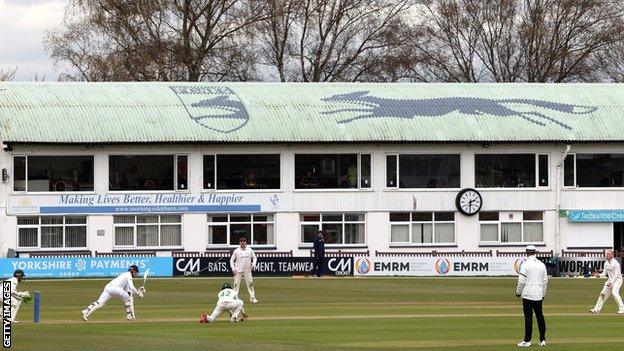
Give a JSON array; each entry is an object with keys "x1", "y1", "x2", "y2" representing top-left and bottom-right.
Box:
[{"x1": 0, "y1": 0, "x2": 66, "y2": 81}]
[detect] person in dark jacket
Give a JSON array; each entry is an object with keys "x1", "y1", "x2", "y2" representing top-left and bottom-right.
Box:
[{"x1": 313, "y1": 231, "x2": 326, "y2": 277}]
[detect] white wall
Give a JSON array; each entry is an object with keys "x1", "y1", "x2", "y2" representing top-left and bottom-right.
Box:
[
  {"x1": 0, "y1": 142, "x2": 622, "y2": 256},
  {"x1": 563, "y1": 221, "x2": 613, "y2": 249}
]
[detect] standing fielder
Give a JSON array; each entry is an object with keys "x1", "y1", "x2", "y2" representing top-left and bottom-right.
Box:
[
  {"x1": 81, "y1": 265, "x2": 145, "y2": 321},
  {"x1": 230, "y1": 237, "x2": 258, "y2": 303},
  {"x1": 3, "y1": 270, "x2": 31, "y2": 323},
  {"x1": 313, "y1": 230, "x2": 325, "y2": 277},
  {"x1": 516, "y1": 245, "x2": 548, "y2": 347},
  {"x1": 589, "y1": 249, "x2": 624, "y2": 314},
  {"x1": 199, "y1": 283, "x2": 248, "y2": 323}
]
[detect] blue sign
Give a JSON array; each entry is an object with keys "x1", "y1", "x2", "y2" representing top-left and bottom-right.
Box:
[
  {"x1": 568, "y1": 210, "x2": 624, "y2": 222},
  {"x1": 0, "y1": 257, "x2": 172, "y2": 278}
]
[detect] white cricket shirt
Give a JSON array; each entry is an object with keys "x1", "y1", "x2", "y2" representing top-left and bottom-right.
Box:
[
  {"x1": 4, "y1": 277, "x2": 18, "y2": 296},
  {"x1": 217, "y1": 288, "x2": 238, "y2": 304},
  {"x1": 107, "y1": 271, "x2": 139, "y2": 294},
  {"x1": 230, "y1": 247, "x2": 257, "y2": 273},
  {"x1": 600, "y1": 258, "x2": 622, "y2": 285}
]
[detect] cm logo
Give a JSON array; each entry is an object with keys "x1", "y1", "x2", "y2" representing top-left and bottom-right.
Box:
[
  {"x1": 175, "y1": 258, "x2": 201, "y2": 275},
  {"x1": 327, "y1": 258, "x2": 352, "y2": 276}
]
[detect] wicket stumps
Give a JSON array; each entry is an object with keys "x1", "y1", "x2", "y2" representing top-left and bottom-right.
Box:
[{"x1": 34, "y1": 291, "x2": 40, "y2": 323}]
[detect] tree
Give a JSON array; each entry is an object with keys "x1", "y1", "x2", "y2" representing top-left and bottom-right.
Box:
[
  {"x1": 248, "y1": 0, "x2": 414, "y2": 82},
  {"x1": 600, "y1": 34, "x2": 624, "y2": 82},
  {"x1": 254, "y1": 0, "x2": 302, "y2": 82},
  {"x1": 0, "y1": 67, "x2": 17, "y2": 81},
  {"x1": 403, "y1": 0, "x2": 624, "y2": 82},
  {"x1": 45, "y1": 0, "x2": 268, "y2": 81}
]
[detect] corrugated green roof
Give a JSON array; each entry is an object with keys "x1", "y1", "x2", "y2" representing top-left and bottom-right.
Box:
[{"x1": 0, "y1": 82, "x2": 622, "y2": 143}]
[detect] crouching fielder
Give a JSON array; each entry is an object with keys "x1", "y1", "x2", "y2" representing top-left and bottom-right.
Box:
[
  {"x1": 3, "y1": 269, "x2": 31, "y2": 323},
  {"x1": 81, "y1": 265, "x2": 145, "y2": 321},
  {"x1": 200, "y1": 283, "x2": 248, "y2": 323}
]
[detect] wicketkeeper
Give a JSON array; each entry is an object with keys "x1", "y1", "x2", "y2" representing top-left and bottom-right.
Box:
[
  {"x1": 199, "y1": 283, "x2": 248, "y2": 323},
  {"x1": 4, "y1": 269, "x2": 31, "y2": 323},
  {"x1": 81, "y1": 265, "x2": 145, "y2": 321}
]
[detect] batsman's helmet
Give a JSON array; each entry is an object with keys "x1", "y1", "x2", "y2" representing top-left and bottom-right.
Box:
[
  {"x1": 13, "y1": 269, "x2": 25, "y2": 278},
  {"x1": 129, "y1": 265, "x2": 140, "y2": 273},
  {"x1": 222, "y1": 283, "x2": 232, "y2": 290}
]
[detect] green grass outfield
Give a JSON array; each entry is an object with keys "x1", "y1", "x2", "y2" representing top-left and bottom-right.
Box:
[{"x1": 11, "y1": 277, "x2": 624, "y2": 351}]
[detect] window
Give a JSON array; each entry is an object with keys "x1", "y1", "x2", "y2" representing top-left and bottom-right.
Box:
[
  {"x1": 389, "y1": 212, "x2": 455, "y2": 245},
  {"x1": 109, "y1": 155, "x2": 175, "y2": 191},
  {"x1": 295, "y1": 154, "x2": 371, "y2": 189},
  {"x1": 114, "y1": 215, "x2": 182, "y2": 247},
  {"x1": 564, "y1": 154, "x2": 575, "y2": 187},
  {"x1": 360, "y1": 154, "x2": 371, "y2": 188},
  {"x1": 479, "y1": 211, "x2": 543, "y2": 244},
  {"x1": 13, "y1": 156, "x2": 94, "y2": 192},
  {"x1": 475, "y1": 154, "x2": 548, "y2": 188},
  {"x1": 538, "y1": 154, "x2": 548, "y2": 187},
  {"x1": 565, "y1": 153, "x2": 624, "y2": 187},
  {"x1": 204, "y1": 155, "x2": 215, "y2": 189},
  {"x1": 207, "y1": 214, "x2": 274, "y2": 246},
  {"x1": 386, "y1": 155, "x2": 397, "y2": 187},
  {"x1": 17, "y1": 216, "x2": 87, "y2": 249},
  {"x1": 203, "y1": 154, "x2": 280, "y2": 190},
  {"x1": 386, "y1": 154, "x2": 460, "y2": 188},
  {"x1": 176, "y1": 155, "x2": 188, "y2": 190},
  {"x1": 300, "y1": 213, "x2": 365, "y2": 245}
]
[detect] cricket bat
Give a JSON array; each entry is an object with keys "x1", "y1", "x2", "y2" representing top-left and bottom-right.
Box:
[{"x1": 140, "y1": 268, "x2": 150, "y2": 294}]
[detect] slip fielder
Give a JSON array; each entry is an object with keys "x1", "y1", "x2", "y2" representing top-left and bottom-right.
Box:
[
  {"x1": 199, "y1": 283, "x2": 248, "y2": 323},
  {"x1": 81, "y1": 265, "x2": 145, "y2": 321},
  {"x1": 230, "y1": 237, "x2": 258, "y2": 303}
]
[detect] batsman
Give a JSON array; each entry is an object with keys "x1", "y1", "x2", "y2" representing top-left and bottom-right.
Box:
[
  {"x1": 81, "y1": 265, "x2": 146, "y2": 321},
  {"x1": 3, "y1": 269, "x2": 31, "y2": 323}
]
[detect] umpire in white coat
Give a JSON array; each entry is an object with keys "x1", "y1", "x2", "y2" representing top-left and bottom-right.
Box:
[{"x1": 516, "y1": 245, "x2": 548, "y2": 347}]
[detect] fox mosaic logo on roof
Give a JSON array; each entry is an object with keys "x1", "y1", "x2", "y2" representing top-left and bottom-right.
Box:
[
  {"x1": 170, "y1": 85, "x2": 249, "y2": 133},
  {"x1": 435, "y1": 258, "x2": 451, "y2": 275},
  {"x1": 322, "y1": 91, "x2": 597, "y2": 130}
]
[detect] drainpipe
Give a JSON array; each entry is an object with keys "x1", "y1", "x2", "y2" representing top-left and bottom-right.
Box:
[{"x1": 555, "y1": 144, "x2": 572, "y2": 256}]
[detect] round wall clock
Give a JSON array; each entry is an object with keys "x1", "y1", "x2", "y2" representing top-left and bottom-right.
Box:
[{"x1": 455, "y1": 188, "x2": 482, "y2": 216}]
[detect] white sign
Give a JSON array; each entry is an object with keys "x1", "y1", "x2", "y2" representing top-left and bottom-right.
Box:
[
  {"x1": 353, "y1": 256, "x2": 526, "y2": 277},
  {"x1": 9, "y1": 193, "x2": 290, "y2": 215}
]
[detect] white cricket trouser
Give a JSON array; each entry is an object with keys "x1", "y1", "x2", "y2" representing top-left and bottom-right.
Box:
[
  {"x1": 593, "y1": 279, "x2": 624, "y2": 312},
  {"x1": 10, "y1": 296, "x2": 22, "y2": 322},
  {"x1": 207, "y1": 300, "x2": 244, "y2": 322},
  {"x1": 97, "y1": 285, "x2": 131, "y2": 305},
  {"x1": 233, "y1": 271, "x2": 255, "y2": 300}
]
